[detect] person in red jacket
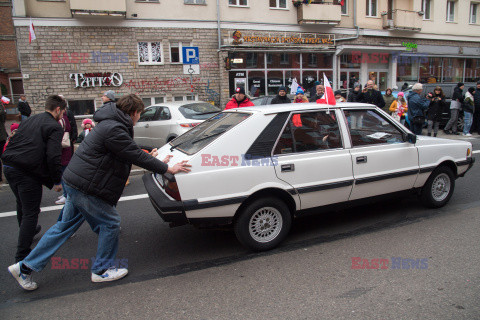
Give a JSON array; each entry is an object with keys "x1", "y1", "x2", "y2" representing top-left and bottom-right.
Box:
[{"x1": 225, "y1": 87, "x2": 255, "y2": 110}]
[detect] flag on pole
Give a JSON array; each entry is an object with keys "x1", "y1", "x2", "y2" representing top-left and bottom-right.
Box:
[
  {"x1": 316, "y1": 73, "x2": 336, "y2": 105},
  {"x1": 29, "y1": 18, "x2": 36, "y2": 43},
  {"x1": 340, "y1": 0, "x2": 345, "y2": 6}
]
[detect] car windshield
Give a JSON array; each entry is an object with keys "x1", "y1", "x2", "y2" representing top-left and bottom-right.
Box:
[
  {"x1": 169, "y1": 112, "x2": 252, "y2": 155},
  {"x1": 178, "y1": 103, "x2": 222, "y2": 120}
]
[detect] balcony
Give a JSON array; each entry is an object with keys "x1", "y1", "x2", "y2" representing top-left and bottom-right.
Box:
[
  {"x1": 382, "y1": 10, "x2": 423, "y2": 31},
  {"x1": 70, "y1": 0, "x2": 126, "y2": 18},
  {"x1": 296, "y1": 1, "x2": 342, "y2": 25}
]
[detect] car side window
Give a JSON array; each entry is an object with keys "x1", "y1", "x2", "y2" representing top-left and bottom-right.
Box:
[
  {"x1": 155, "y1": 107, "x2": 171, "y2": 120},
  {"x1": 344, "y1": 109, "x2": 405, "y2": 147},
  {"x1": 138, "y1": 107, "x2": 157, "y2": 122},
  {"x1": 274, "y1": 110, "x2": 342, "y2": 155}
]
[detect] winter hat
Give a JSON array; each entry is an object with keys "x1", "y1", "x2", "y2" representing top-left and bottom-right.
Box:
[
  {"x1": 457, "y1": 82, "x2": 464, "y2": 88},
  {"x1": 314, "y1": 81, "x2": 321, "y2": 86},
  {"x1": 296, "y1": 87, "x2": 304, "y2": 95},
  {"x1": 103, "y1": 90, "x2": 116, "y2": 101},
  {"x1": 468, "y1": 87, "x2": 475, "y2": 94},
  {"x1": 278, "y1": 86, "x2": 287, "y2": 93},
  {"x1": 81, "y1": 118, "x2": 95, "y2": 128},
  {"x1": 334, "y1": 90, "x2": 342, "y2": 96},
  {"x1": 397, "y1": 92, "x2": 405, "y2": 97},
  {"x1": 235, "y1": 87, "x2": 246, "y2": 95},
  {"x1": 10, "y1": 123, "x2": 19, "y2": 133}
]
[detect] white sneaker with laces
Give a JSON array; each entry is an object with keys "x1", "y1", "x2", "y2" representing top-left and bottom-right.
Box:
[
  {"x1": 55, "y1": 196, "x2": 66, "y2": 205},
  {"x1": 465, "y1": 133, "x2": 472, "y2": 137},
  {"x1": 8, "y1": 263, "x2": 38, "y2": 291},
  {"x1": 91, "y1": 268, "x2": 128, "y2": 283}
]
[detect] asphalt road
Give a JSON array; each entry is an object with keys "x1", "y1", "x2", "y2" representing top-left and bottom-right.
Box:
[{"x1": 0, "y1": 137, "x2": 479, "y2": 319}]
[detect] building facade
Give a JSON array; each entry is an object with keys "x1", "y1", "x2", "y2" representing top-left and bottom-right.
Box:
[{"x1": 9, "y1": 0, "x2": 480, "y2": 115}]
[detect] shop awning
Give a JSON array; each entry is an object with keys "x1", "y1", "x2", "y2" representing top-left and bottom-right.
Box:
[{"x1": 335, "y1": 44, "x2": 408, "y2": 55}]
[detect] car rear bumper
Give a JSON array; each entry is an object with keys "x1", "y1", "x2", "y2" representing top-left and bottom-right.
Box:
[{"x1": 142, "y1": 173, "x2": 188, "y2": 227}]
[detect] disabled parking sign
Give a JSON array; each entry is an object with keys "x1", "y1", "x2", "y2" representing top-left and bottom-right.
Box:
[{"x1": 182, "y1": 47, "x2": 199, "y2": 64}]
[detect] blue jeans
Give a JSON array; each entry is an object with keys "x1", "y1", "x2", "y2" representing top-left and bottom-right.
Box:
[
  {"x1": 22, "y1": 184, "x2": 121, "y2": 274},
  {"x1": 463, "y1": 112, "x2": 473, "y2": 135}
]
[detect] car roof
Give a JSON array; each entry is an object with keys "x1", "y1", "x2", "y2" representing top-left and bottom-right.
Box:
[{"x1": 225, "y1": 102, "x2": 377, "y2": 115}]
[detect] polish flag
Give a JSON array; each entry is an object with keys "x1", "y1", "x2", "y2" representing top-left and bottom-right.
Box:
[
  {"x1": 340, "y1": 0, "x2": 345, "y2": 6},
  {"x1": 29, "y1": 18, "x2": 36, "y2": 43},
  {"x1": 316, "y1": 73, "x2": 336, "y2": 105}
]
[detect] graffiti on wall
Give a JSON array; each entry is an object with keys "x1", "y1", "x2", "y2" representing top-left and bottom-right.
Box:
[
  {"x1": 124, "y1": 77, "x2": 208, "y2": 93},
  {"x1": 51, "y1": 51, "x2": 129, "y2": 64}
]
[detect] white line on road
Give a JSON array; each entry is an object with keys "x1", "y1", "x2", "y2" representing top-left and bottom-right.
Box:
[
  {"x1": 473, "y1": 150, "x2": 480, "y2": 154},
  {"x1": 0, "y1": 193, "x2": 149, "y2": 218}
]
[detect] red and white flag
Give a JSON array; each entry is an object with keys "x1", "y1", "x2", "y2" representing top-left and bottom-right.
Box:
[
  {"x1": 29, "y1": 18, "x2": 36, "y2": 43},
  {"x1": 316, "y1": 73, "x2": 336, "y2": 106}
]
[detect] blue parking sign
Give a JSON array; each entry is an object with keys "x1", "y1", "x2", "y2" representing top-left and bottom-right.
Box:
[{"x1": 182, "y1": 47, "x2": 199, "y2": 64}]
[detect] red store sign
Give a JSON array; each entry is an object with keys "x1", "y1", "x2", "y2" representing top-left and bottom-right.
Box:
[{"x1": 351, "y1": 51, "x2": 389, "y2": 64}]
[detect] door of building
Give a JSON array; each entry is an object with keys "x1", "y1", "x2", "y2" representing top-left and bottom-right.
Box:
[
  {"x1": 368, "y1": 71, "x2": 388, "y2": 91},
  {"x1": 340, "y1": 70, "x2": 360, "y2": 91}
]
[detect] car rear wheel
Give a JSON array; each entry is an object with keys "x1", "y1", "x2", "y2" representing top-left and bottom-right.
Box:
[
  {"x1": 420, "y1": 166, "x2": 455, "y2": 208},
  {"x1": 234, "y1": 197, "x2": 292, "y2": 251},
  {"x1": 457, "y1": 116, "x2": 464, "y2": 132}
]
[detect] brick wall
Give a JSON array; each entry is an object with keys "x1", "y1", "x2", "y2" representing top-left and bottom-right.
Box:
[{"x1": 15, "y1": 26, "x2": 221, "y2": 112}]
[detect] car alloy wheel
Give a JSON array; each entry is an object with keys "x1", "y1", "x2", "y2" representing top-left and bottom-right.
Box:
[
  {"x1": 234, "y1": 197, "x2": 292, "y2": 251},
  {"x1": 248, "y1": 207, "x2": 283, "y2": 243},
  {"x1": 430, "y1": 173, "x2": 451, "y2": 202}
]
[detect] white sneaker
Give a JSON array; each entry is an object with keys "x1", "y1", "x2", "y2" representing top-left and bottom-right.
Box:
[
  {"x1": 464, "y1": 133, "x2": 472, "y2": 137},
  {"x1": 8, "y1": 263, "x2": 38, "y2": 291},
  {"x1": 55, "y1": 196, "x2": 66, "y2": 205},
  {"x1": 91, "y1": 268, "x2": 128, "y2": 283}
]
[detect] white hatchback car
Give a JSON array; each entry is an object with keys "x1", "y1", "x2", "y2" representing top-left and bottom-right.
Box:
[
  {"x1": 134, "y1": 101, "x2": 221, "y2": 149},
  {"x1": 142, "y1": 103, "x2": 475, "y2": 251}
]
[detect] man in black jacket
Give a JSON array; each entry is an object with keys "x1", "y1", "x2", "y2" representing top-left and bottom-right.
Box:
[
  {"x1": 17, "y1": 95, "x2": 31, "y2": 121},
  {"x1": 8, "y1": 94, "x2": 191, "y2": 291},
  {"x1": 357, "y1": 80, "x2": 385, "y2": 109},
  {"x1": 2, "y1": 95, "x2": 66, "y2": 267},
  {"x1": 271, "y1": 86, "x2": 291, "y2": 104}
]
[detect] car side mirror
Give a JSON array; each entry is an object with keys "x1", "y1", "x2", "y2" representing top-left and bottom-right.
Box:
[{"x1": 406, "y1": 133, "x2": 416, "y2": 144}]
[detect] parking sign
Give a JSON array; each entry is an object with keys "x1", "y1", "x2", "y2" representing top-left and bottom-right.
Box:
[{"x1": 182, "y1": 47, "x2": 199, "y2": 64}]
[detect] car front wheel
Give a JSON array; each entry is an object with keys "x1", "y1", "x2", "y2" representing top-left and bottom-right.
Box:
[
  {"x1": 420, "y1": 166, "x2": 455, "y2": 208},
  {"x1": 234, "y1": 197, "x2": 292, "y2": 251}
]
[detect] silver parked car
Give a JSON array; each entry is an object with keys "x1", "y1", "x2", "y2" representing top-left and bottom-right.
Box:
[{"x1": 134, "y1": 101, "x2": 221, "y2": 150}]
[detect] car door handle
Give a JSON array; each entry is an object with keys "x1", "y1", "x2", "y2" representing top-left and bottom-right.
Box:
[
  {"x1": 281, "y1": 164, "x2": 295, "y2": 172},
  {"x1": 356, "y1": 156, "x2": 367, "y2": 164},
  {"x1": 145, "y1": 124, "x2": 149, "y2": 128}
]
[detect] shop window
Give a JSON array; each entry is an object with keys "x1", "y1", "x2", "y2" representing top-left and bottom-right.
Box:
[
  {"x1": 340, "y1": 54, "x2": 361, "y2": 69},
  {"x1": 138, "y1": 42, "x2": 163, "y2": 65},
  {"x1": 229, "y1": 0, "x2": 248, "y2": 6},
  {"x1": 443, "y1": 58, "x2": 464, "y2": 83},
  {"x1": 465, "y1": 59, "x2": 480, "y2": 82},
  {"x1": 422, "y1": 0, "x2": 431, "y2": 20},
  {"x1": 396, "y1": 56, "x2": 419, "y2": 83},
  {"x1": 446, "y1": 1, "x2": 455, "y2": 22},
  {"x1": 366, "y1": 0, "x2": 377, "y2": 17},
  {"x1": 267, "y1": 70, "x2": 284, "y2": 95},
  {"x1": 174, "y1": 95, "x2": 198, "y2": 102},
  {"x1": 419, "y1": 57, "x2": 442, "y2": 84},
  {"x1": 142, "y1": 96, "x2": 165, "y2": 107},
  {"x1": 248, "y1": 71, "x2": 265, "y2": 97},
  {"x1": 267, "y1": 53, "x2": 300, "y2": 69},
  {"x1": 285, "y1": 70, "x2": 301, "y2": 94},
  {"x1": 184, "y1": 0, "x2": 206, "y2": 4},
  {"x1": 302, "y1": 53, "x2": 333, "y2": 69},
  {"x1": 470, "y1": 3, "x2": 478, "y2": 24},
  {"x1": 269, "y1": 0, "x2": 287, "y2": 9},
  {"x1": 302, "y1": 70, "x2": 317, "y2": 94},
  {"x1": 170, "y1": 42, "x2": 191, "y2": 63},
  {"x1": 68, "y1": 100, "x2": 95, "y2": 116}
]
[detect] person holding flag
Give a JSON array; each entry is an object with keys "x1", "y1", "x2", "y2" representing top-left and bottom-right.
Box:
[{"x1": 316, "y1": 73, "x2": 336, "y2": 106}]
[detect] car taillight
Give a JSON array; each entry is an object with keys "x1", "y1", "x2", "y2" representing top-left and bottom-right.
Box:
[
  {"x1": 180, "y1": 123, "x2": 199, "y2": 128},
  {"x1": 162, "y1": 174, "x2": 181, "y2": 201}
]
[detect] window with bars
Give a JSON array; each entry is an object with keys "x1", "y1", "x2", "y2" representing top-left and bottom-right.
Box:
[
  {"x1": 174, "y1": 95, "x2": 198, "y2": 102},
  {"x1": 269, "y1": 0, "x2": 287, "y2": 9},
  {"x1": 142, "y1": 97, "x2": 165, "y2": 107},
  {"x1": 138, "y1": 42, "x2": 164, "y2": 64},
  {"x1": 229, "y1": 0, "x2": 248, "y2": 7}
]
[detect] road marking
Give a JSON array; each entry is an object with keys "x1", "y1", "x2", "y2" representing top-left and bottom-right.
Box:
[
  {"x1": 0, "y1": 193, "x2": 149, "y2": 218},
  {"x1": 473, "y1": 150, "x2": 480, "y2": 154}
]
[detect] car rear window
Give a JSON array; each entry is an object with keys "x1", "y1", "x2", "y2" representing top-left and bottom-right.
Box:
[
  {"x1": 178, "y1": 103, "x2": 222, "y2": 120},
  {"x1": 169, "y1": 112, "x2": 252, "y2": 155}
]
